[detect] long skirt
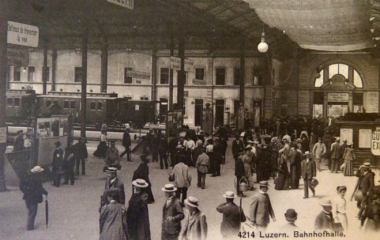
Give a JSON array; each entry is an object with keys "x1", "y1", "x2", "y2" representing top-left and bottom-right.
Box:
[
  {"x1": 343, "y1": 160, "x2": 354, "y2": 176},
  {"x1": 275, "y1": 172, "x2": 288, "y2": 190}
]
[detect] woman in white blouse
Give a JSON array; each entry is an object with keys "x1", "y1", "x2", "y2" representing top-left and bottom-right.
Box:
[{"x1": 333, "y1": 185, "x2": 348, "y2": 231}]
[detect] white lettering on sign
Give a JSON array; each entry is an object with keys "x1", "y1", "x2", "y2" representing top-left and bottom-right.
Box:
[
  {"x1": 0, "y1": 127, "x2": 7, "y2": 144},
  {"x1": 371, "y1": 131, "x2": 380, "y2": 155},
  {"x1": 126, "y1": 70, "x2": 150, "y2": 80},
  {"x1": 7, "y1": 21, "x2": 39, "y2": 47},
  {"x1": 327, "y1": 93, "x2": 349, "y2": 102},
  {"x1": 107, "y1": 0, "x2": 134, "y2": 9},
  {"x1": 170, "y1": 57, "x2": 194, "y2": 72}
]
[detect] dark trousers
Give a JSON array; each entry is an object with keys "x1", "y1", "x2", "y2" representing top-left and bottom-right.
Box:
[
  {"x1": 26, "y1": 200, "x2": 38, "y2": 230},
  {"x1": 152, "y1": 150, "x2": 159, "y2": 162},
  {"x1": 212, "y1": 162, "x2": 221, "y2": 176},
  {"x1": 120, "y1": 146, "x2": 131, "y2": 161},
  {"x1": 176, "y1": 187, "x2": 188, "y2": 204},
  {"x1": 236, "y1": 176, "x2": 243, "y2": 195},
  {"x1": 75, "y1": 157, "x2": 86, "y2": 175},
  {"x1": 53, "y1": 171, "x2": 61, "y2": 187},
  {"x1": 161, "y1": 230, "x2": 179, "y2": 240},
  {"x1": 64, "y1": 163, "x2": 75, "y2": 185},
  {"x1": 159, "y1": 153, "x2": 168, "y2": 169},
  {"x1": 304, "y1": 178, "x2": 315, "y2": 198},
  {"x1": 197, "y1": 171, "x2": 206, "y2": 189},
  {"x1": 331, "y1": 158, "x2": 339, "y2": 172}
]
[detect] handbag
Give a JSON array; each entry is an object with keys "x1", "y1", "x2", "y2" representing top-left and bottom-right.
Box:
[
  {"x1": 354, "y1": 190, "x2": 364, "y2": 202},
  {"x1": 168, "y1": 173, "x2": 175, "y2": 182},
  {"x1": 311, "y1": 178, "x2": 319, "y2": 188}
]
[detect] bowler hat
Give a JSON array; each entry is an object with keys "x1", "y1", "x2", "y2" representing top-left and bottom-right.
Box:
[
  {"x1": 284, "y1": 209, "x2": 298, "y2": 221},
  {"x1": 184, "y1": 196, "x2": 199, "y2": 208}
]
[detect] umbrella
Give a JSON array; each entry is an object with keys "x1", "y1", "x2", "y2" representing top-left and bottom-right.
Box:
[{"x1": 45, "y1": 195, "x2": 49, "y2": 228}]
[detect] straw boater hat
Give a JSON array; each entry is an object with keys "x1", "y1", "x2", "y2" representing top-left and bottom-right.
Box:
[
  {"x1": 132, "y1": 179, "x2": 149, "y2": 188},
  {"x1": 107, "y1": 167, "x2": 118, "y2": 173},
  {"x1": 259, "y1": 181, "x2": 269, "y2": 187},
  {"x1": 319, "y1": 199, "x2": 332, "y2": 207},
  {"x1": 162, "y1": 184, "x2": 177, "y2": 192},
  {"x1": 305, "y1": 151, "x2": 311, "y2": 155},
  {"x1": 247, "y1": 140, "x2": 254, "y2": 144},
  {"x1": 176, "y1": 144, "x2": 184, "y2": 149},
  {"x1": 363, "y1": 161, "x2": 372, "y2": 167},
  {"x1": 223, "y1": 191, "x2": 236, "y2": 199},
  {"x1": 245, "y1": 145, "x2": 252, "y2": 150},
  {"x1": 284, "y1": 209, "x2": 298, "y2": 221},
  {"x1": 184, "y1": 196, "x2": 199, "y2": 208},
  {"x1": 31, "y1": 166, "x2": 44, "y2": 173},
  {"x1": 271, "y1": 137, "x2": 278, "y2": 143}
]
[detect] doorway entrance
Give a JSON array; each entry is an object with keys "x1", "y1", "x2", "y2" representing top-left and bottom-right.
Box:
[
  {"x1": 215, "y1": 100, "x2": 224, "y2": 127},
  {"x1": 194, "y1": 99, "x2": 203, "y2": 126}
]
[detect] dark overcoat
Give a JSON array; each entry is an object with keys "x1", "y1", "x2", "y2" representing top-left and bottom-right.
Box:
[
  {"x1": 127, "y1": 191, "x2": 151, "y2": 240},
  {"x1": 216, "y1": 202, "x2": 246, "y2": 237},
  {"x1": 162, "y1": 197, "x2": 184, "y2": 235}
]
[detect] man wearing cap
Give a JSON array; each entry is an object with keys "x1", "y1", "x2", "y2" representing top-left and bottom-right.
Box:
[
  {"x1": 248, "y1": 181, "x2": 276, "y2": 233},
  {"x1": 196, "y1": 147, "x2": 210, "y2": 189},
  {"x1": 355, "y1": 161, "x2": 375, "y2": 219},
  {"x1": 312, "y1": 137, "x2": 326, "y2": 171},
  {"x1": 315, "y1": 199, "x2": 335, "y2": 232},
  {"x1": 120, "y1": 127, "x2": 132, "y2": 162},
  {"x1": 301, "y1": 151, "x2": 316, "y2": 199},
  {"x1": 127, "y1": 179, "x2": 151, "y2": 240},
  {"x1": 105, "y1": 140, "x2": 121, "y2": 169},
  {"x1": 281, "y1": 209, "x2": 300, "y2": 233},
  {"x1": 101, "y1": 167, "x2": 125, "y2": 209},
  {"x1": 52, "y1": 141, "x2": 64, "y2": 187},
  {"x1": 216, "y1": 191, "x2": 246, "y2": 239},
  {"x1": 330, "y1": 138, "x2": 341, "y2": 173},
  {"x1": 74, "y1": 137, "x2": 88, "y2": 175},
  {"x1": 232, "y1": 134, "x2": 244, "y2": 161},
  {"x1": 179, "y1": 196, "x2": 207, "y2": 240},
  {"x1": 161, "y1": 184, "x2": 185, "y2": 240},
  {"x1": 19, "y1": 166, "x2": 48, "y2": 230},
  {"x1": 13, "y1": 130, "x2": 24, "y2": 152}
]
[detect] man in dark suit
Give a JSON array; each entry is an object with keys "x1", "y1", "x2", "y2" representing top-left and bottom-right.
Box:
[
  {"x1": 216, "y1": 191, "x2": 246, "y2": 239},
  {"x1": 13, "y1": 130, "x2": 24, "y2": 152},
  {"x1": 161, "y1": 184, "x2": 184, "y2": 240},
  {"x1": 74, "y1": 137, "x2": 88, "y2": 175},
  {"x1": 19, "y1": 166, "x2": 48, "y2": 230},
  {"x1": 330, "y1": 138, "x2": 341, "y2": 172},
  {"x1": 247, "y1": 181, "x2": 276, "y2": 233},
  {"x1": 120, "y1": 128, "x2": 132, "y2": 162},
  {"x1": 314, "y1": 199, "x2": 335, "y2": 232},
  {"x1": 232, "y1": 134, "x2": 244, "y2": 161},
  {"x1": 52, "y1": 141, "x2": 64, "y2": 187},
  {"x1": 235, "y1": 151, "x2": 246, "y2": 197},
  {"x1": 101, "y1": 167, "x2": 125, "y2": 209},
  {"x1": 356, "y1": 161, "x2": 375, "y2": 219},
  {"x1": 179, "y1": 196, "x2": 207, "y2": 240},
  {"x1": 127, "y1": 179, "x2": 151, "y2": 240},
  {"x1": 301, "y1": 151, "x2": 316, "y2": 199}
]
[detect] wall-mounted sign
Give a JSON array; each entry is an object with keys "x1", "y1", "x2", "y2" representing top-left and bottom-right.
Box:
[
  {"x1": 107, "y1": 0, "x2": 134, "y2": 9},
  {"x1": 340, "y1": 128, "x2": 353, "y2": 146},
  {"x1": 7, "y1": 48, "x2": 29, "y2": 67},
  {"x1": 0, "y1": 127, "x2": 7, "y2": 144},
  {"x1": 7, "y1": 21, "x2": 39, "y2": 47},
  {"x1": 371, "y1": 130, "x2": 380, "y2": 155},
  {"x1": 359, "y1": 129, "x2": 372, "y2": 149},
  {"x1": 327, "y1": 93, "x2": 348, "y2": 102},
  {"x1": 366, "y1": 91, "x2": 379, "y2": 113},
  {"x1": 126, "y1": 70, "x2": 150, "y2": 80},
  {"x1": 170, "y1": 57, "x2": 194, "y2": 72}
]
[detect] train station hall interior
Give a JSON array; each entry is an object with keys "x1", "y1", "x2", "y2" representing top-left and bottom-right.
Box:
[{"x1": 1, "y1": 1, "x2": 380, "y2": 240}]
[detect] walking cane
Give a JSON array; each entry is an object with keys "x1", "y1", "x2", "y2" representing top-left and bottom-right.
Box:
[{"x1": 45, "y1": 195, "x2": 49, "y2": 228}]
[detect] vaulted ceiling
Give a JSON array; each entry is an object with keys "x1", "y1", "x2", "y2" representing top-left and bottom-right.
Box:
[{"x1": 3, "y1": 0, "x2": 380, "y2": 60}]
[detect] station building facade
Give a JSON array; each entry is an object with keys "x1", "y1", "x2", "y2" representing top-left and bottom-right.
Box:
[{"x1": 6, "y1": 49, "x2": 380, "y2": 127}]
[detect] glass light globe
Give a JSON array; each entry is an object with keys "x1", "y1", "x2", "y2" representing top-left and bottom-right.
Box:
[{"x1": 258, "y1": 41, "x2": 268, "y2": 53}]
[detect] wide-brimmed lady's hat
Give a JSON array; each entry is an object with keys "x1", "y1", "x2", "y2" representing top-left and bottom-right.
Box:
[
  {"x1": 132, "y1": 179, "x2": 149, "y2": 188},
  {"x1": 184, "y1": 196, "x2": 199, "y2": 208},
  {"x1": 162, "y1": 184, "x2": 177, "y2": 192}
]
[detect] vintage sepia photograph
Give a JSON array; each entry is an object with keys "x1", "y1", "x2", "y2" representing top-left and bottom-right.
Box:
[{"x1": 1, "y1": 1, "x2": 380, "y2": 240}]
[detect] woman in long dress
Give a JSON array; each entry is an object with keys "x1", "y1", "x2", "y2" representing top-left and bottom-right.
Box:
[
  {"x1": 94, "y1": 130, "x2": 108, "y2": 158},
  {"x1": 342, "y1": 144, "x2": 355, "y2": 176},
  {"x1": 242, "y1": 145, "x2": 254, "y2": 189},
  {"x1": 275, "y1": 153, "x2": 288, "y2": 190},
  {"x1": 332, "y1": 186, "x2": 348, "y2": 232}
]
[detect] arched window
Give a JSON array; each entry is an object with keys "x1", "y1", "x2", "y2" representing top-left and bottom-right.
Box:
[{"x1": 314, "y1": 63, "x2": 363, "y2": 88}]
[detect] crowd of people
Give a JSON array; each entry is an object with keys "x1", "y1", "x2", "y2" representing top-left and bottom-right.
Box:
[{"x1": 14, "y1": 119, "x2": 380, "y2": 239}]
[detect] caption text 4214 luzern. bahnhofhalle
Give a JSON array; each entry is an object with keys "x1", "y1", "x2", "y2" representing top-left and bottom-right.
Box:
[{"x1": 237, "y1": 230, "x2": 346, "y2": 238}]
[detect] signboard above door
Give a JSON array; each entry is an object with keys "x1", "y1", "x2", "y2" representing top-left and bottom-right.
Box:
[{"x1": 327, "y1": 93, "x2": 348, "y2": 102}]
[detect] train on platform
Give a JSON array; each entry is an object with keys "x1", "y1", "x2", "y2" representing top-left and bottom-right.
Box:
[{"x1": 5, "y1": 89, "x2": 158, "y2": 129}]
